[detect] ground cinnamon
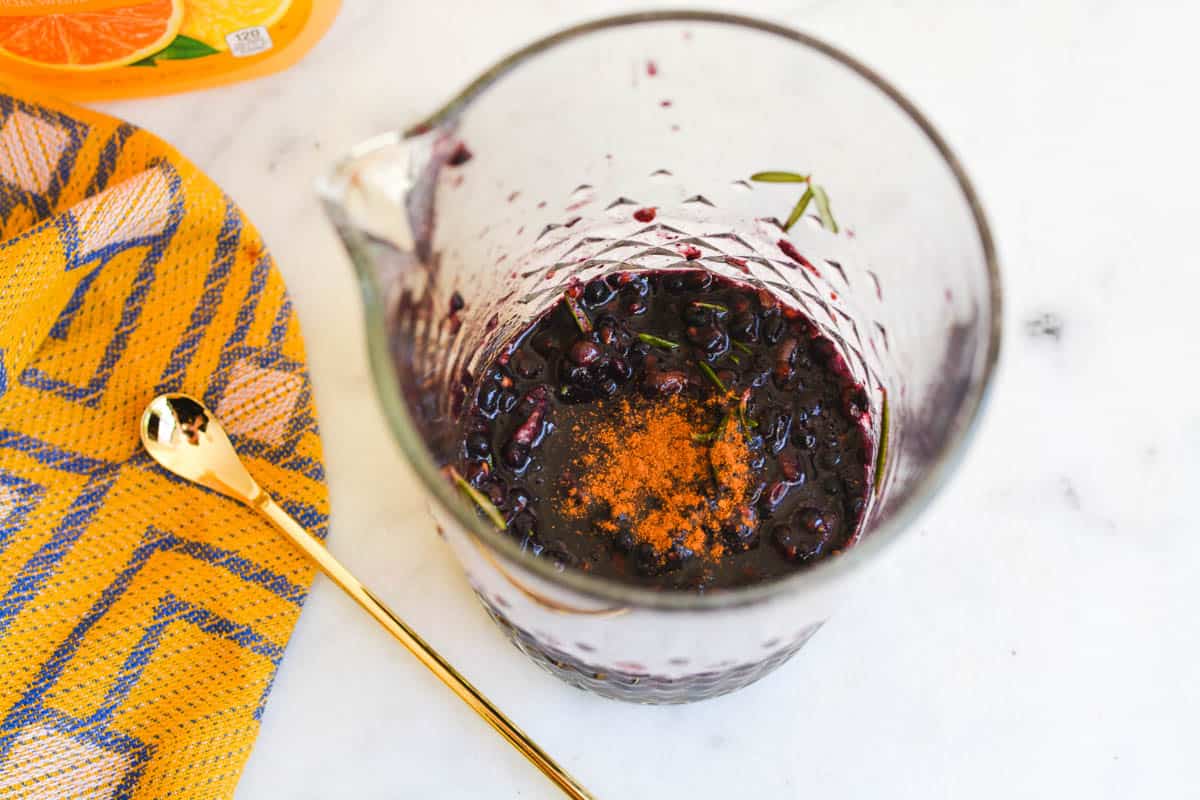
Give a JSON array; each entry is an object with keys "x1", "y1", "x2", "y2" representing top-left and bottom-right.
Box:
[{"x1": 561, "y1": 395, "x2": 755, "y2": 567}]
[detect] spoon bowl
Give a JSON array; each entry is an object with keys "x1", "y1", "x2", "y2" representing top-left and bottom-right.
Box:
[{"x1": 141, "y1": 394, "x2": 259, "y2": 502}]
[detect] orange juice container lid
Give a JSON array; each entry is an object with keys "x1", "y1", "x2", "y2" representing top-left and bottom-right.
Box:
[{"x1": 0, "y1": 0, "x2": 340, "y2": 100}]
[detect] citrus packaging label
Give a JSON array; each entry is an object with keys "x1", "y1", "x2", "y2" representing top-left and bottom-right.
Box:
[
  {"x1": 0, "y1": 0, "x2": 339, "y2": 99},
  {"x1": 226, "y1": 26, "x2": 273, "y2": 57}
]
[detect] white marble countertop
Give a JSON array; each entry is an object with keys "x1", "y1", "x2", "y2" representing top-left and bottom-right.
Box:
[{"x1": 98, "y1": 1, "x2": 1199, "y2": 797}]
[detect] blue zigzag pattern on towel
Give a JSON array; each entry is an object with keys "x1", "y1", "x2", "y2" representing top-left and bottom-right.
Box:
[
  {"x1": 19, "y1": 161, "x2": 188, "y2": 408},
  {"x1": 0, "y1": 587, "x2": 290, "y2": 799}
]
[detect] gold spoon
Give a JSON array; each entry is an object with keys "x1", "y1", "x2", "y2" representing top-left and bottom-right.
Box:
[{"x1": 140, "y1": 393, "x2": 595, "y2": 800}]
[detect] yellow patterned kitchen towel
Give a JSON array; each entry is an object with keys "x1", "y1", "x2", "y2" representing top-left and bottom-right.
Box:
[{"x1": 0, "y1": 90, "x2": 328, "y2": 798}]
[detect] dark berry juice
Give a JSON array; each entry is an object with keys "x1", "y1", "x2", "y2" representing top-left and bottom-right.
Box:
[{"x1": 454, "y1": 270, "x2": 871, "y2": 592}]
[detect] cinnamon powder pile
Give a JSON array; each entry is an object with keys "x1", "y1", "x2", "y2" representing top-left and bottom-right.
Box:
[{"x1": 561, "y1": 395, "x2": 755, "y2": 565}]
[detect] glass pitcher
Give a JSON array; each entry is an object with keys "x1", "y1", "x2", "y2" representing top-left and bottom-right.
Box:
[{"x1": 318, "y1": 11, "x2": 1002, "y2": 704}]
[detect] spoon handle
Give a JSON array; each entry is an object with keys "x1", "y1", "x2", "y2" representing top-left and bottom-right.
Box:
[{"x1": 254, "y1": 493, "x2": 596, "y2": 800}]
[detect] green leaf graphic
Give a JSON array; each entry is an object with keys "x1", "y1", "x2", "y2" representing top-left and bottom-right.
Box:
[{"x1": 130, "y1": 34, "x2": 220, "y2": 66}]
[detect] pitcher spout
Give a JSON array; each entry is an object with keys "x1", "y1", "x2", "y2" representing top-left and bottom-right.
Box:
[{"x1": 316, "y1": 125, "x2": 459, "y2": 301}]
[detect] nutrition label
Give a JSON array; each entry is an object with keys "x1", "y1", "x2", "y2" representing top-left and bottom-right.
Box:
[{"x1": 226, "y1": 27, "x2": 275, "y2": 58}]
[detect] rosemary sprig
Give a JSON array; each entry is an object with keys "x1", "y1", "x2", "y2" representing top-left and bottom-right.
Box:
[
  {"x1": 732, "y1": 340, "x2": 753, "y2": 355},
  {"x1": 690, "y1": 301, "x2": 728, "y2": 313},
  {"x1": 691, "y1": 411, "x2": 731, "y2": 443},
  {"x1": 705, "y1": 411, "x2": 743, "y2": 488},
  {"x1": 784, "y1": 186, "x2": 813, "y2": 232},
  {"x1": 728, "y1": 353, "x2": 741, "y2": 365},
  {"x1": 564, "y1": 291, "x2": 592, "y2": 334},
  {"x1": 873, "y1": 389, "x2": 889, "y2": 497},
  {"x1": 697, "y1": 361, "x2": 728, "y2": 395},
  {"x1": 447, "y1": 466, "x2": 506, "y2": 530},
  {"x1": 749, "y1": 171, "x2": 810, "y2": 183},
  {"x1": 637, "y1": 332, "x2": 680, "y2": 350},
  {"x1": 751, "y1": 170, "x2": 838, "y2": 234},
  {"x1": 811, "y1": 184, "x2": 838, "y2": 233}
]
